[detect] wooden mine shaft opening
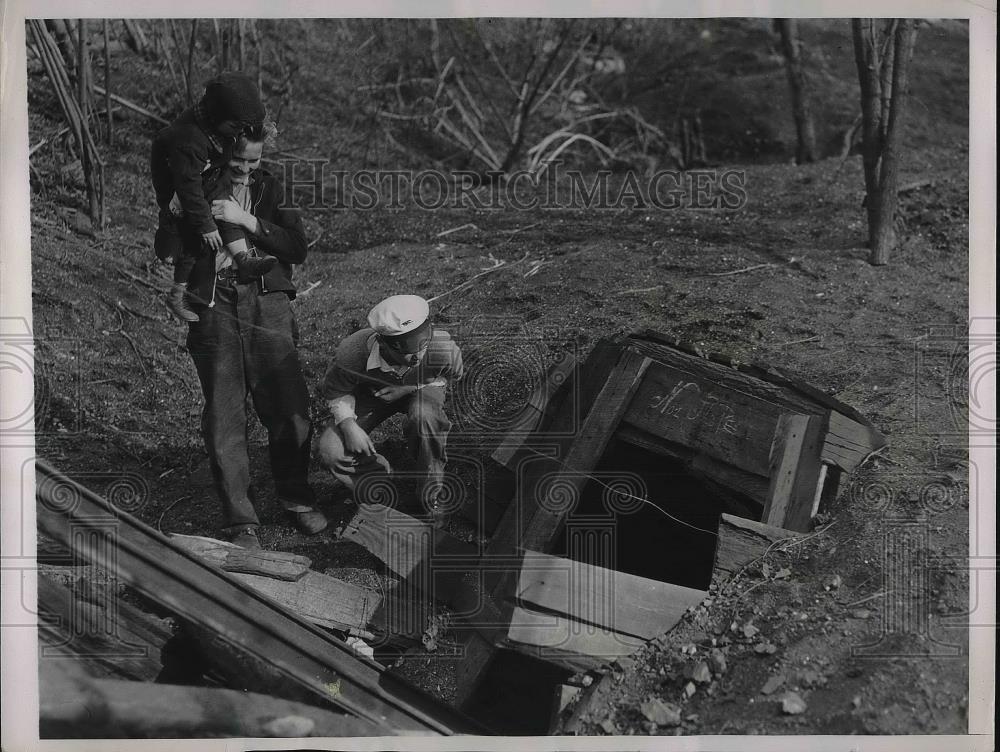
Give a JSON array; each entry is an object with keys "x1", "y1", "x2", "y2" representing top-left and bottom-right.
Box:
[{"x1": 457, "y1": 331, "x2": 886, "y2": 728}]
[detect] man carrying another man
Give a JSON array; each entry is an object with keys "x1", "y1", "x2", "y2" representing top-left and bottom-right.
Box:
[{"x1": 318, "y1": 295, "x2": 463, "y2": 519}]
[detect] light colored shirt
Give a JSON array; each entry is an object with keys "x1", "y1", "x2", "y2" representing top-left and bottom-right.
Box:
[{"x1": 323, "y1": 329, "x2": 462, "y2": 425}]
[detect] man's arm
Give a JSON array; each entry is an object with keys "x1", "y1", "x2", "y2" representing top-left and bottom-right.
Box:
[{"x1": 246, "y1": 175, "x2": 308, "y2": 264}]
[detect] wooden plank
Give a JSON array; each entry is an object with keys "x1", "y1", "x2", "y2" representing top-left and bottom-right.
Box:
[
  {"x1": 505, "y1": 606, "x2": 643, "y2": 664},
  {"x1": 37, "y1": 575, "x2": 173, "y2": 683},
  {"x1": 515, "y1": 551, "x2": 706, "y2": 640},
  {"x1": 512, "y1": 349, "x2": 653, "y2": 560},
  {"x1": 762, "y1": 414, "x2": 826, "y2": 531},
  {"x1": 449, "y1": 350, "x2": 651, "y2": 706},
  {"x1": 822, "y1": 410, "x2": 887, "y2": 471},
  {"x1": 712, "y1": 513, "x2": 797, "y2": 580},
  {"x1": 340, "y1": 504, "x2": 435, "y2": 580},
  {"x1": 623, "y1": 359, "x2": 786, "y2": 477},
  {"x1": 783, "y1": 413, "x2": 827, "y2": 532},
  {"x1": 625, "y1": 333, "x2": 821, "y2": 414},
  {"x1": 492, "y1": 352, "x2": 577, "y2": 469},
  {"x1": 169, "y1": 534, "x2": 378, "y2": 632},
  {"x1": 231, "y1": 571, "x2": 381, "y2": 632},
  {"x1": 35, "y1": 460, "x2": 484, "y2": 735},
  {"x1": 166, "y1": 535, "x2": 312, "y2": 581},
  {"x1": 614, "y1": 423, "x2": 770, "y2": 508},
  {"x1": 40, "y1": 661, "x2": 393, "y2": 738},
  {"x1": 222, "y1": 548, "x2": 312, "y2": 581}
]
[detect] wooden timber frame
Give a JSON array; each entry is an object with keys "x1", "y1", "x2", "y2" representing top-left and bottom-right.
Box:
[
  {"x1": 449, "y1": 331, "x2": 885, "y2": 708},
  {"x1": 34, "y1": 459, "x2": 485, "y2": 737}
]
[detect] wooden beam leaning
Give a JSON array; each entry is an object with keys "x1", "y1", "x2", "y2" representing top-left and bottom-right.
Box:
[
  {"x1": 34, "y1": 460, "x2": 483, "y2": 736},
  {"x1": 451, "y1": 349, "x2": 652, "y2": 705},
  {"x1": 762, "y1": 413, "x2": 827, "y2": 532},
  {"x1": 494, "y1": 348, "x2": 654, "y2": 572}
]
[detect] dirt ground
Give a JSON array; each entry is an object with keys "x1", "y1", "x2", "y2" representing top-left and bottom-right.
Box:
[{"x1": 25, "y1": 18, "x2": 973, "y2": 737}]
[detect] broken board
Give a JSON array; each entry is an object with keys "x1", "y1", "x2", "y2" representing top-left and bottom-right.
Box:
[
  {"x1": 35, "y1": 460, "x2": 484, "y2": 735},
  {"x1": 169, "y1": 534, "x2": 380, "y2": 632},
  {"x1": 712, "y1": 513, "x2": 798, "y2": 580}
]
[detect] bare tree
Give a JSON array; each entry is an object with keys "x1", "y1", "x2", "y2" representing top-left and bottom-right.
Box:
[
  {"x1": 851, "y1": 19, "x2": 919, "y2": 265},
  {"x1": 775, "y1": 19, "x2": 817, "y2": 164}
]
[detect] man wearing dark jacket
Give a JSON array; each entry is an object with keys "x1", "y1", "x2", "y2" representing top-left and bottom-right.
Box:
[
  {"x1": 151, "y1": 72, "x2": 268, "y2": 321},
  {"x1": 185, "y1": 129, "x2": 325, "y2": 549}
]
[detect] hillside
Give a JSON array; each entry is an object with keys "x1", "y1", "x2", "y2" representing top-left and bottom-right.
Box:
[{"x1": 25, "y1": 17, "x2": 971, "y2": 737}]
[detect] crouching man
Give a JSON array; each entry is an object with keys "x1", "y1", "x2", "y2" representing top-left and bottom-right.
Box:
[{"x1": 317, "y1": 295, "x2": 463, "y2": 517}]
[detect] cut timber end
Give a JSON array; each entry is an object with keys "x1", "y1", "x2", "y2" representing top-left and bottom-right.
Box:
[{"x1": 712, "y1": 513, "x2": 797, "y2": 581}]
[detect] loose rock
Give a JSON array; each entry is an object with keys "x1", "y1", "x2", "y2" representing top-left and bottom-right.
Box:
[
  {"x1": 761, "y1": 674, "x2": 786, "y2": 695},
  {"x1": 709, "y1": 649, "x2": 727, "y2": 675},
  {"x1": 690, "y1": 661, "x2": 712, "y2": 684},
  {"x1": 781, "y1": 691, "x2": 808, "y2": 715},
  {"x1": 754, "y1": 642, "x2": 778, "y2": 655},
  {"x1": 640, "y1": 698, "x2": 681, "y2": 727}
]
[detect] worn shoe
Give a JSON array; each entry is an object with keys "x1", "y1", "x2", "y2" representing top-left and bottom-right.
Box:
[
  {"x1": 232, "y1": 250, "x2": 278, "y2": 278},
  {"x1": 229, "y1": 526, "x2": 262, "y2": 550},
  {"x1": 293, "y1": 509, "x2": 329, "y2": 535},
  {"x1": 167, "y1": 283, "x2": 199, "y2": 323}
]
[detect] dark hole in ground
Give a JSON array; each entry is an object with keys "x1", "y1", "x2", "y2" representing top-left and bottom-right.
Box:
[
  {"x1": 462, "y1": 648, "x2": 570, "y2": 735},
  {"x1": 551, "y1": 439, "x2": 756, "y2": 591}
]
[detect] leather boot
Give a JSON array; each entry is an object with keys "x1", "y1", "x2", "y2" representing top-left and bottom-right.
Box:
[
  {"x1": 168, "y1": 283, "x2": 199, "y2": 322},
  {"x1": 232, "y1": 251, "x2": 277, "y2": 281}
]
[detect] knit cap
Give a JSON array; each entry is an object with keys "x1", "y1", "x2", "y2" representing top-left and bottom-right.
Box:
[{"x1": 202, "y1": 72, "x2": 265, "y2": 125}]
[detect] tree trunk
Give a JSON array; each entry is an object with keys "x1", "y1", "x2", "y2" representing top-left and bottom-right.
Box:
[
  {"x1": 851, "y1": 19, "x2": 918, "y2": 265},
  {"x1": 776, "y1": 18, "x2": 817, "y2": 164},
  {"x1": 870, "y1": 20, "x2": 918, "y2": 265}
]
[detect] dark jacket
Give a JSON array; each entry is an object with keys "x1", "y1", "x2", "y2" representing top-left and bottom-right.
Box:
[
  {"x1": 185, "y1": 167, "x2": 307, "y2": 309},
  {"x1": 150, "y1": 107, "x2": 232, "y2": 235}
]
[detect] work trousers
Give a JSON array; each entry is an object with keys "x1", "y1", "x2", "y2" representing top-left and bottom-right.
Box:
[
  {"x1": 317, "y1": 385, "x2": 451, "y2": 499},
  {"x1": 186, "y1": 282, "x2": 315, "y2": 532}
]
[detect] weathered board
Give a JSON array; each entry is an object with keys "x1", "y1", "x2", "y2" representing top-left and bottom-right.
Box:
[
  {"x1": 35, "y1": 460, "x2": 484, "y2": 735},
  {"x1": 762, "y1": 413, "x2": 827, "y2": 531},
  {"x1": 711, "y1": 513, "x2": 798, "y2": 580},
  {"x1": 169, "y1": 534, "x2": 379, "y2": 632},
  {"x1": 515, "y1": 550, "x2": 707, "y2": 641},
  {"x1": 37, "y1": 574, "x2": 173, "y2": 683},
  {"x1": 614, "y1": 423, "x2": 771, "y2": 509},
  {"x1": 168, "y1": 534, "x2": 311, "y2": 581},
  {"x1": 822, "y1": 409, "x2": 886, "y2": 472},
  {"x1": 623, "y1": 360, "x2": 786, "y2": 478},
  {"x1": 449, "y1": 350, "x2": 651, "y2": 706},
  {"x1": 494, "y1": 349, "x2": 653, "y2": 569},
  {"x1": 505, "y1": 606, "x2": 644, "y2": 670}
]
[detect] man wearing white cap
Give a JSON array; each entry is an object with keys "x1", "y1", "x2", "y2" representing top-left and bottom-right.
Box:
[{"x1": 317, "y1": 295, "x2": 463, "y2": 514}]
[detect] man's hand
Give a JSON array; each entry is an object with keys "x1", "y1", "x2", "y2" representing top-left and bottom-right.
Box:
[
  {"x1": 340, "y1": 420, "x2": 376, "y2": 456},
  {"x1": 374, "y1": 385, "x2": 417, "y2": 403},
  {"x1": 202, "y1": 230, "x2": 223, "y2": 250},
  {"x1": 211, "y1": 199, "x2": 256, "y2": 232}
]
